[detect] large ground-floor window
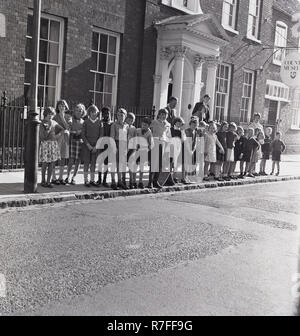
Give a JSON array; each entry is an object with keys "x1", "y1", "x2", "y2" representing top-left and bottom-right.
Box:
[
  {"x1": 90, "y1": 28, "x2": 120, "y2": 108},
  {"x1": 215, "y1": 63, "x2": 232, "y2": 121},
  {"x1": 291, "y1": 89, "x2": 300, "y2": 129},
  {"x1": 240, "y1": 69, "x2": 255, "y2": 123},
  {"x1": 24, "y1": 12, "x2": 64, "y2": 107}
]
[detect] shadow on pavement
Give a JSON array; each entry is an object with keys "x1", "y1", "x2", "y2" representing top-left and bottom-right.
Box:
[{"x1": 0, "y1": 183, "x2": 111, "y2": 196}]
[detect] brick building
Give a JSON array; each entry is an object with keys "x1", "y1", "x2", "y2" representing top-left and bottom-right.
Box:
[
  {"x1": 131, "y1": 0, "x2": 300, "y2": 150},
  {"x1": 0, "y1": 0, "x2": 300, "y2": 151},
  {"x1": 0, "y1": 0, "x2": 126, "y2": 108}
]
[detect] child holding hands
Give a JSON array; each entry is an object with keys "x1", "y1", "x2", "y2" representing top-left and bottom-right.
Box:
[
  {"x1": 65, "y1": 103, "x2": 86, "y2": 185},
  {"x1": 81, "y1": 105, "x2": 101, "y2": 187},
  {"x1": 203, "y1": 122, "x2": 224, "y2": 181},
  {"x1": 39, "y1": 107, "x2": 64, "y2": 188},
  {"x1": 270, "y1": 131, "x2": 286, "y2": 176}
]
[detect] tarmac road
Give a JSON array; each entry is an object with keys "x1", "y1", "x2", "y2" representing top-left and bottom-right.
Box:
[{"x1": 0, "y1": 181, "x2": 299, "y2": 316}]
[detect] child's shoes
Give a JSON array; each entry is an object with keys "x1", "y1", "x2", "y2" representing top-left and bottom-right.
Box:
[
  {"x1": 118, "y1": 182, "x2": 128, "y2": 190},
  {"x1": 111, "y1": 182, "x2": 119, "y2": 190}
]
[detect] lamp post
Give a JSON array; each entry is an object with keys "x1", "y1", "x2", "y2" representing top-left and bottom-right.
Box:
[{"x1": 24, "y1": 0, "x2": 41, "y2": 193}]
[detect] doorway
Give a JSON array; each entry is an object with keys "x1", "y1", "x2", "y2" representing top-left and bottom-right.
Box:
[
  {"x1": 167, "y1": 71, "x2": 173, "y2": 102},
  {"x1": 268, "y1": 100, "x2": 278, "y2": 125}
]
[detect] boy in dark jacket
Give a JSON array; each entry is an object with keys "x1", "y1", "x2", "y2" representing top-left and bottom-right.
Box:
[
  {"x1": 270, "y1": 131, "x2": 286, "y2": 176},
  {"x1": 259, "y1": 127, "x2": 272, "y2": 176}
]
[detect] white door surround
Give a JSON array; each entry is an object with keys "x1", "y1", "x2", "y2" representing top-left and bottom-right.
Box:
[{"x1": 153, "y1": 14, "x2": 229, "y2": 120}]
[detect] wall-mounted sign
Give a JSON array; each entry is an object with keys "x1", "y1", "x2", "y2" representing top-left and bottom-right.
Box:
[
  {"x1": 280, "y1": 52, "x2": 300, "y2": 88},
  {"x1": 0, "y1": 13, "x2": 6, "y2": 37}
]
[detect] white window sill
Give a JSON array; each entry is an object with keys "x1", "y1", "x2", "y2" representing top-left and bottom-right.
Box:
[
  {"x1": 161, "y1": 2, "x2": 202, "y2": 14},
  {"x1": 172, "y1": 6, "x2": 201, "y2": 14},
  {"x1": 272, "y1": 59, "x2": 282, "y2": 66},
  {"x1": 222, "y1": 25, "x2": 239, "y2": 35},
  {"x1": 245, "y1": 34, "x2": 262, "y2": 44},
  {"x1": 290, "y1": 126, "x2": 300, "y2": 131}
]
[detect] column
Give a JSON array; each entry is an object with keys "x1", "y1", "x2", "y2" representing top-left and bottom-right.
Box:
[
  {"x1": 192, "y1": 55, "x2": 205, "y2": 107},
  {"x1": 172, "y1": 46, "x2": 187, "y2": 117},
  {"x1": 205, "y1": 56, "x2": 219, "y2": 121},
  {"x1": 158, "y1": 47, "x2": 172, "y2": 109},
  {"x1": 152, "y1": 74, "x2": 161, "y2": 113}
]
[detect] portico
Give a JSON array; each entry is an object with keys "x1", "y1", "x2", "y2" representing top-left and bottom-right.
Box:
[{"x1": 153, "y1": 14, "x2": 229, "y2": 122}]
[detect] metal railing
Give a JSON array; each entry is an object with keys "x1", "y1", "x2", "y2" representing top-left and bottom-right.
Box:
[
  {"x1": 0, "y1": 92, "x2": 27, "y2": 170},
  {"x1": 0, "y1": 91, "x2": 156, "y2": 170}
]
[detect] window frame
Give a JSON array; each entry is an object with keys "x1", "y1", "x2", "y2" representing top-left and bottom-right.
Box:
[
  {"x1": 89, "y1": 27, "x2": 120, "y2": 108},
  {"x1": 24, "y1": 11, "x2": 64, "y2": 108},
  {"x1": 273, "y1": 21, "x2": 288, "y2": 66},
  {"x1": 265, "y1": 79, "x2": 290, "y2": 102},
  {"x1": 291, "y1": 88, "x2": 300, "y2": 130},
  {"x1": 221, "y1": 0, "x2": 239, "y2": 35},
  {"x1": 240, "y1": 69, "x2": 255, "y2": 123},
  {"x1": 214, "y1": 63, "x2": 232, "y2": 121},
  {"x1": 246, "y1": 0, "x2": 262, "y2": 43},
  {"x1": 0, "y1": 13, "x2": 6, "y2": 37},
  {"x1": 161, "y1": 0, "x2": 202, "y2": 14}
]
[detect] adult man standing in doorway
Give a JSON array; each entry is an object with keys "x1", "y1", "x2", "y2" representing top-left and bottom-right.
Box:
[
  {"x1": 192, "y1": 94, "x2": 211, "y2": 123},
  {"x1": 249, "y1": 113, "x2": 264, "y2": 133},
  {"x1": 165, "y1": 96, "x2": 178, "y2": 125}
]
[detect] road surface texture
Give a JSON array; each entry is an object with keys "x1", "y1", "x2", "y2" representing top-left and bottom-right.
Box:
[{"x1": 0, "y1": 181, "x2": 299, "y2": 316}]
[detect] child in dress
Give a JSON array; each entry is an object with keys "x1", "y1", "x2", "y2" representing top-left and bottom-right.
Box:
[
  {"x1": 270, "y1": 131, "x2": 286, "y2": 176},
  {"x1": 203, "y1": 122, "x2": 224, "y2": 181},
  {"x1": 81, "y1": 105, "x2": 101, "y2": 187},
  {"x1": 184, "y1": 117, "x2": 199, "y2": 183},
  {"x1": 126, "y1": 112, "x2": 138, "y2": 189},
  {"x1": 242, "y1": 128, "x2": 252, "y2": 176},
  {"x1": 252, "y1": 128, "x2": 262, "y2": 176},
  {"x1": 259, "y1": 127, "x2": 273, "y2": 176},
  {"x1": 197, "y1": 121, "x2": 207, "y2": 138},
  {"x1": 150, "y1": 108, "x2": 171, "y2": 189},
  {"x1": 65, "y1": 104, "x2": 86, "y2": 185},
  {"x1": 234, "y1": 126, "x2": 247, "y2": 178},
  {"x1": 170, "y1": 117, "x2": 186, "y2": 185},
  {"x1": 135, "y1": 117, "x2": 154, "y2": 189},
  {"x1": 248, "y1": 130, "x2": 263, "y2": 177},
  {"x1": 97, "y1": 107, "x2": 112, "y2": 188},
  {"x1": 223, "y1": 122, "x2": 238, "y2": 180},
  {"x1": 39, "y1": 107, "x2": 64, "y2": 188},
  {"x1": 110, "y1": 108, "x2": 129, "y2": 190},
  {"x1": 216, "y1": 121, "x2": 228, "y2": 182},
  {"x1": 52, "y1": 100, "x2": 71, "y2": 185}
]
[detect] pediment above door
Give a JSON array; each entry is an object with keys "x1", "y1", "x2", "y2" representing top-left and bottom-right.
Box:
[{"x1": 155, "y1": 13, "x2": 229, "y2": 57}]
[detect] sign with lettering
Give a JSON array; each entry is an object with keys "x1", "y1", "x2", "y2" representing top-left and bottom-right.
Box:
[
  {"x1": 280, "y1": 52, "x2": 300, "y2": 88},
  {"x1": 0, "y1": 13, "x2": 6, "y2": 37}
]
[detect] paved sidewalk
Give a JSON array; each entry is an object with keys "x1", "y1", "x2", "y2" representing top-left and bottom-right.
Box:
[{"x1": 0, "y1": 154, "x2": 299, "y2": 209}]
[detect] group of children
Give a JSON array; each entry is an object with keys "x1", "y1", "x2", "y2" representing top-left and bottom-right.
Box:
[
  {"x1": 39, "y1": 101, "x2": 286, "y2": 189},
  {"x1": 203, "y1": 120, "x2": 286, "y2": 182}
]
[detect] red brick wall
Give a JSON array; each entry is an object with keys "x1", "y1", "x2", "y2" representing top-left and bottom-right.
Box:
[
  {"x1": 139, "y1": 0, "x2": 185, "y2": 108},
  {"x1": 0, "y1": 0, "x2": 126, "y2": 105},
  {"x1": 118, "y1": 0, "x2": 146, "y2": 108},
  {"x1": 200, "y1": 0, "x2": 274, "y2": 124}
]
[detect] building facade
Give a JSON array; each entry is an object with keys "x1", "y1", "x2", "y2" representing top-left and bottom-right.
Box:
[
  {"x1": 0, "y1": 0, "x2": 127, "y2": 108},
  {"x1": 0, "y1": 0, "x2": 300, "y2": 151}
]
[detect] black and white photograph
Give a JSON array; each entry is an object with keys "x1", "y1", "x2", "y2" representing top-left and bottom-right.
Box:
[{"x1": 0, "y1": 0, "x2": 300, "y2": 321}]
